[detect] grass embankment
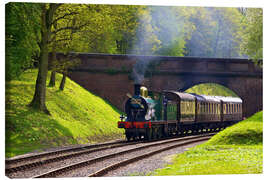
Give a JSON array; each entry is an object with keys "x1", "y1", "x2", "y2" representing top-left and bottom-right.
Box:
[
  {"x1": 153, "y1": 111, "x2": 263, "y2": 175},
  {"x1": 6, "y1": 69, "x2": 124, "y2": 157},
  {"x1": 185, "y1": 83, "x2": 238, "y2": 97}
]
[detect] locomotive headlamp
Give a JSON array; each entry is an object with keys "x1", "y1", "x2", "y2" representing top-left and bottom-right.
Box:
[{"x1": 120, "y1": 114, "x2": 125, "y2": 121}]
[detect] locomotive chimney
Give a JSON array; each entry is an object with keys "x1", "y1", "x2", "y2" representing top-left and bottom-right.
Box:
[{"x1": 134, "y1": 84, "x2": 141, "y2": 96}]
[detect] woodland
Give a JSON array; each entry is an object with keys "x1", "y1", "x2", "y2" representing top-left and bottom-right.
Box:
[{"x1": 6, "y1": 3, "x2": 263, "y2": 114}]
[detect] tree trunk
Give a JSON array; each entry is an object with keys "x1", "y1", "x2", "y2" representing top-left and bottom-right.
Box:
[
  {"x1": 59, "y1": 73, "x2": 66, "y2": 91},
  {"x1": 29, "y1": 4, "x2": 59, "y2": 114},
  {"x1": 48, "y1": 41, "x2": 57, "y2": 87},
  {"x1": 48, "y1": 70, "x2": 56, "y2": 87}
]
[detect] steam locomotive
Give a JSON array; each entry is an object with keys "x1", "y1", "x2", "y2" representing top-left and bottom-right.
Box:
[{"x1": 118, "y1": 84, "x2": 242, "y2": 141}]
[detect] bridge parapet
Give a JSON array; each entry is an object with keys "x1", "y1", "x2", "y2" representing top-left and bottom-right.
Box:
[
  {"x1": 61, "y1": 53, "x2": 261, "y2": 78},
  {"x1": 53, "y1": 53, "x2": 262, "y2": 118}
]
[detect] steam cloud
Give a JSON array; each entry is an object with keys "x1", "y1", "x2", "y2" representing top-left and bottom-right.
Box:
[
  {"x1": 131, "y1": 6, "x2": 247, "y2": 83},
  {"x1": 131, "y1": 6, "x2": 185, "y2": 84}
]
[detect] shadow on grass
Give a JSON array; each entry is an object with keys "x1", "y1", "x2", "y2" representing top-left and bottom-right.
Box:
[{"x1": 5, "y1": 91, "x2": 78, "y2": 157}]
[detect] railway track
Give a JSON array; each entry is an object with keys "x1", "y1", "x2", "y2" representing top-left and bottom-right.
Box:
[
  {"x1": 31, "y1": 133, "x2": 213, "y2": 178},
  {"x1": 5, "y1": 140, "x2": 137, "y2": 175}
]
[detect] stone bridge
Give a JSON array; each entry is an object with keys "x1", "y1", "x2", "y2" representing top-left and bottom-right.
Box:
[{"x1": 63, "y1": 53, "x2": 262, "y2": 118}]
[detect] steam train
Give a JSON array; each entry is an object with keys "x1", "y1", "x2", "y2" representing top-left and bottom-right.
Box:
[{"x1": 118, "y1": 84, "x2": 242, "y2": 141}]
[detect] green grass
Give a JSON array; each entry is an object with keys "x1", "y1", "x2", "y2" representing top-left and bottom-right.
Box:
[
  {"x1": 5, "y1": 69, "x2": 124, "y2": 158},
  {"x1": 152, "y1": 111, "x2": 263, "y2": 175},
  {"x1": 185, "y1": 83, "x2": 238, "y2": 97}
]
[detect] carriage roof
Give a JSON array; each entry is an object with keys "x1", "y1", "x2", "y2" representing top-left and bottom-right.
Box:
[
  {"x1": 163, "y1": 91, "x2": 195, "y2": 101},
  {"x1": 214, "y1": 96, "x2": 242, "y2": 103},
  {"x1": 163, "y1": 91, "x2": 242, "y2": 104}
]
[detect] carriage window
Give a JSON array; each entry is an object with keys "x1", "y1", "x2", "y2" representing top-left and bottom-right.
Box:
[{"x1": 202, "y1": 103, "x2": 205, "y2": 114}]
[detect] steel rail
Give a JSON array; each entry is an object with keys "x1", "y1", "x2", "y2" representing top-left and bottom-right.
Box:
[
  {"x1": 88, "y1": 136, "x2": 210, "y2": 177},
  {"x1": 5, "y1": 141, "x2": 138, "y2": 174},
  {"x1": 6, "y1": 140, "x2": 126, "y2": 165},
  {"x1": 33, "y1": 134, "x2": 213, "y2": 178}
]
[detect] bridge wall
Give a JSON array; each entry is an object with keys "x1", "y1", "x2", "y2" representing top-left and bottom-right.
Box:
[{"x1": 65, "y1": 53, "x2": 262, "y2": 118}]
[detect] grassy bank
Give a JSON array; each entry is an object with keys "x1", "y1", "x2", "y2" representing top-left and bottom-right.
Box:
[
  {"x1": 152, "y1": 111, "x2": 263, "y2": 175},
  {"x1": 5, "y1": 69, "x2": 124, "y2": 157},
  {"x1": 185, "y1": 83, "x2": 238, "y2": 97}
]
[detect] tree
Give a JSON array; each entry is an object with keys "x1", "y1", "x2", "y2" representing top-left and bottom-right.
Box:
[
  {"x1": 30, "y1": 3, "x2": 89, "y2": 114},
  {"x1": 240, "y1": 8, "x2": 263, "y2": 65},
  {"x1": 29, "y1": 3, "x2": 60, "y2": 114},
  {"x1": 184, "y1": 7, "x2": 244, "y2": 58},
  {"x1": 69, "y1": 4, "x2": 119, "y2": 54},
  {"x1": 110, "y1": 5, "x2": 141, "y2": 54},
  {"x1": 132, "y1": 6, "x2": 161, "y2": 55},
  {"x1": 151, "y1": 6, "x2": 194, "y2": 56},
  {"x1": 6, "y1": 3, "x2": 41, "y2": 80},
  {"x1": 48, "y1": 4, "x2": 83, "y2": 87},
  {"x1": 57, "y1": 54, "x2": 81, "y2": 91}
]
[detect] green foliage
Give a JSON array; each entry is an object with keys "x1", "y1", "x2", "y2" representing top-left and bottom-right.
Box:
[
  {"x1": 5, "y1": 3, "x2": 41, "y2": 81},
  {"x1": 6, "y1": 69, "x2": 124, "y2": 157},
  {"x1": 185, "y1": 7, "x2": 244, "y2": 58},
  {"x1": 185, "y1": 83, "x2": 238, "y2": 97},
  {"x1": 152, "y1": 111, "x2": 263, "y2": 175},
  {"x1": 240, "y1": 8, "x2": 263, "y2": 64},
  {"x1": 131, "y1": 6, "x2": 161, "y2": 55},
  {"x1": 69, "y1": 4, "x2": 122, "y2": 54},
  {"x1": 7, "y1": 3, "x2": 261, "y2": 67}
]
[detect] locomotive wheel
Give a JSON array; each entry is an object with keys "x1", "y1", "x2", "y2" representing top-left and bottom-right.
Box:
[
  {"x1": 152, "y1": 128, "x2": 157, "y2": 140},
  {"x1": 158, "y1": 127, "x2": 163, "y2": 138},
  {"x1": 126, "y1": 134, "x2": 131, "y2": 141}
]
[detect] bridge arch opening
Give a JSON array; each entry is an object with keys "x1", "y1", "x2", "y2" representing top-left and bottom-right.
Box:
[{"x1": 184, "y1": 83, "x2": 240, "y2": 98}]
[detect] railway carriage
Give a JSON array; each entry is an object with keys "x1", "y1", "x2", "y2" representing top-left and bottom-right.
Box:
[{"x1": 118, "y1": 84, "x2": 243, "y2": 141}]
